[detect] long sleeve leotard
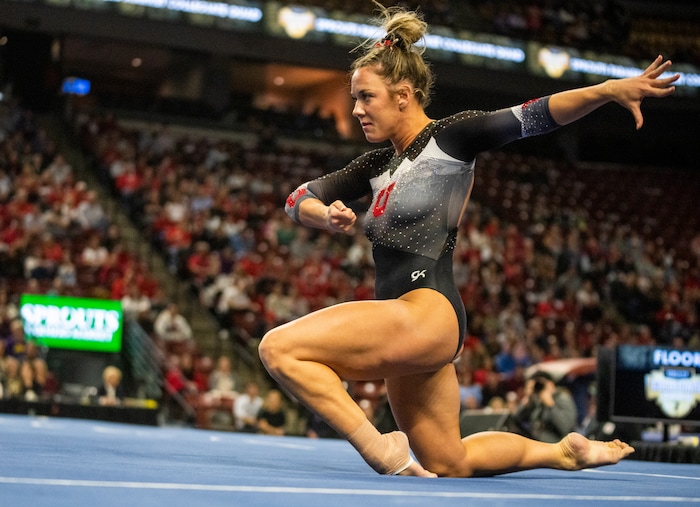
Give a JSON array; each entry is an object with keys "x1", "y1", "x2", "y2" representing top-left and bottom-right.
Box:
[{"x1": 286, "y1": 97, "x2": 559, "y2": 354}]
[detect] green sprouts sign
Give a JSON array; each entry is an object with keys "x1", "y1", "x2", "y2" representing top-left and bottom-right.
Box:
[{"x1": 20, "y1": 294, "x2": 124, "y2": 353}]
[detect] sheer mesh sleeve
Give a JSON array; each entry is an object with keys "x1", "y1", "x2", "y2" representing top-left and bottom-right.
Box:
[{"x1": 434, "y1": 96, "x2": 559, "y2": 161}]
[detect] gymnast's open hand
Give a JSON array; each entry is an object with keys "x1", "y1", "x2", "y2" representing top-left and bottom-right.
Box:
[{"x1": 609, "y1": 55, "x2": 680, "y2": 130}]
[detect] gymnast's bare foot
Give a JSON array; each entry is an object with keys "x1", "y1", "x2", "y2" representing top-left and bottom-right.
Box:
[{"x1": 559, "y1": 432, "x2": 635, "y2": 470}]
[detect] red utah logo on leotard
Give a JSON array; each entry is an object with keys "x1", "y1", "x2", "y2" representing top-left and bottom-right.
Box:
[{"x1": 372, "y1": 182, "x2": 396, "y2": 217}]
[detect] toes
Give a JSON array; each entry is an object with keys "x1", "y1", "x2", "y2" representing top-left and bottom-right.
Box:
[{"x1": 398, "y1": 460, "x2": 437, "y2": 478}]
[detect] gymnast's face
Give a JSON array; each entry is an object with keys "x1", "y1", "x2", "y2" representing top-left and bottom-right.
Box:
[{"x1": 351, "y1": 66, "x2": 403, "y2": 144}]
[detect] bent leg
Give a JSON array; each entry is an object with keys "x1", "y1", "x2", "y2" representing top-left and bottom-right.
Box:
[
  {"x1": 258, "y1": 291, "x2": 458, "y2": 476},
  {"x1": 260, "y1": 334, "x2": 416, "y2": 474},
  {"x1": 387, "y1": 365, "x2": 635, "y2": 478},
  {"x1": 385, "y1": 363, "x2": 471, "y2": 476}
]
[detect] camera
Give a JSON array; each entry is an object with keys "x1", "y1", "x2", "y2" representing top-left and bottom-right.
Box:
[{"x1": 531, "y1": 372, "x2": 553, "y2": 394}]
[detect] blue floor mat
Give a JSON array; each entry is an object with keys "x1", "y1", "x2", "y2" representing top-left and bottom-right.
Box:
[{"x1": 1, "y1": 414, "x2": 698, "y2": 507}]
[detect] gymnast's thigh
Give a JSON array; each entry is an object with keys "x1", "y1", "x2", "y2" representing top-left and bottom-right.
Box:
[{"x1": 265, "y1": 289, "x2": 458, "y2": 380}]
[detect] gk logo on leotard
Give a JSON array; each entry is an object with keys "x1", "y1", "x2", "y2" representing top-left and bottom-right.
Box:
[{"x1": 411, "y1": 270, "x2": 426, "y2": 282}]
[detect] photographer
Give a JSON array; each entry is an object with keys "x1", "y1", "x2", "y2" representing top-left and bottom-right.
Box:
[{"x1": 513, "y1": 371, "x2": 578, "y2": 443}]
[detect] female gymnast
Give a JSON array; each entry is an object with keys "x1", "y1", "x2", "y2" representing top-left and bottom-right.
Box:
[{"x1": 259, "y1": 2, "x2": 679, "y2": 477}]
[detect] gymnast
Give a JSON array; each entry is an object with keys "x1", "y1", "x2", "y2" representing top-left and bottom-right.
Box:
[{"x1": 259, "y1": 2, "x2": 679, "y2": 477}]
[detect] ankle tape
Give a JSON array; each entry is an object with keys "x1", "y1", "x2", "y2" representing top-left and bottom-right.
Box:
[{"x1": 347, "y1": 419, "x2": 414, "y2": 475}]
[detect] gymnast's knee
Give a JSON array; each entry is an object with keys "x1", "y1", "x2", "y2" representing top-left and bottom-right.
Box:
[
  {"x1": 258, "y1": 328, "x2": 291, "y2": 375},
  {"x1": 417, "y1": 455, "x2": 473, "y2": 478}
]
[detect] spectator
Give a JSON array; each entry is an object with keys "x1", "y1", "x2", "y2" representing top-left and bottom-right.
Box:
[
  {"x1": 32, "y1": 359, "x2": 58, "y2": 399},
  {"x1": 234, "y1": 381, "x2": 264, "y2": 433},
  {"x1": 263, "y1": 281, "x2": 296, "y2": 329},
  {"x1": 4, "y1": 319, "x2": 27, "y2": 359},
  {"x1": 0, "y1": 289, "x2": 19, "y2": 330},
  {"x1": 42, "y1": 153, "x2": 73, "y2": 186},
  {"x1": 306, "y1": 410, "x2": 341, "y2": 439},
  {"x1": 74, "y1": 189, "x2": 110, "y2": 232},
  {"x1": 163, "y1": 353, "x2": 199, "y2": 423},
  {"x1": 2, "y1": 356, "x2": 22, "y2": 399},
  {"x1": 480, "y1": 369, "x2": 507, "y2": 408},
  {"x1": 80, "y1": 233, "x2": 109, "y2": 270},
  {"x1": 186, "y1": 241, "x2": 213, "y2": 289},
  {"x1": 214, "y1": 273, "x2": 256, "y2": 327},
  {"x1": 457, "y1": 366, "x2": 482, "y2": 410},
  {"x1": 96, "y1": 365, "x2": 125, "y2": 406},
  {"x1": 576, "y1": 278, "x2": 603, "y2": 323},
  {"x1": 24, "y1": 243, "x2": 54, "y2": 280},
  {"x1": 256, "y1": 389, "x2": 287, "y2": 436},
  {"x1": 179, "y1": 351, "x2": 208, "y2": 393},
  {"x1": 41, "y1": 199, "x2": 72, "y2": 238},
  {"x1": 512, "y1": 371, "x2": 578, "y2": 443},
  {"x1": 24, "y1": 341, "x2": 44, "y2": 371},
  {"x1": 207, "y1": 355, "x2": 241, "y2": 396},
  {"x1": 109, "y1": 265, "x2": 139, "y2": 301},
  {"x1": 153, "y1": 303, "x2": 193, "y2": 345},
  {"x1": 0, "y1": 340, "x2": 8, "y2": 385},
  {"x1": 56, "y1": 250, "x2": 78, "y2": 288},
  {"x1": 121, "y1": 282, "x2": 152, "y2": 324},
  {"x1": 0, "y1": 168, "x2": 11, "y2": 202}
]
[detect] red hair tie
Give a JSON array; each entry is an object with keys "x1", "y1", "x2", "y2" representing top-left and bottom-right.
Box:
[{"x1": 375, "y1": 34, "x2": 401, "y2": 48}]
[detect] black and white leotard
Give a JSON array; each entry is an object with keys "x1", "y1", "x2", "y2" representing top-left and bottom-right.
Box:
[{"x1": 286, "y1": 97, "x2": 559, "y2": 356}]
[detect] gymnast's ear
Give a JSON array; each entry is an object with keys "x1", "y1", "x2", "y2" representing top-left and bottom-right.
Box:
[{"x1": 396, "y1": 81, "x2": 413, "y2": 111}]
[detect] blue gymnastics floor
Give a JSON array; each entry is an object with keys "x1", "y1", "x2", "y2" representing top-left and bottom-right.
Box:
[{"x1": 1, "y1": 414, "x2": 699, "y2": 507}]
